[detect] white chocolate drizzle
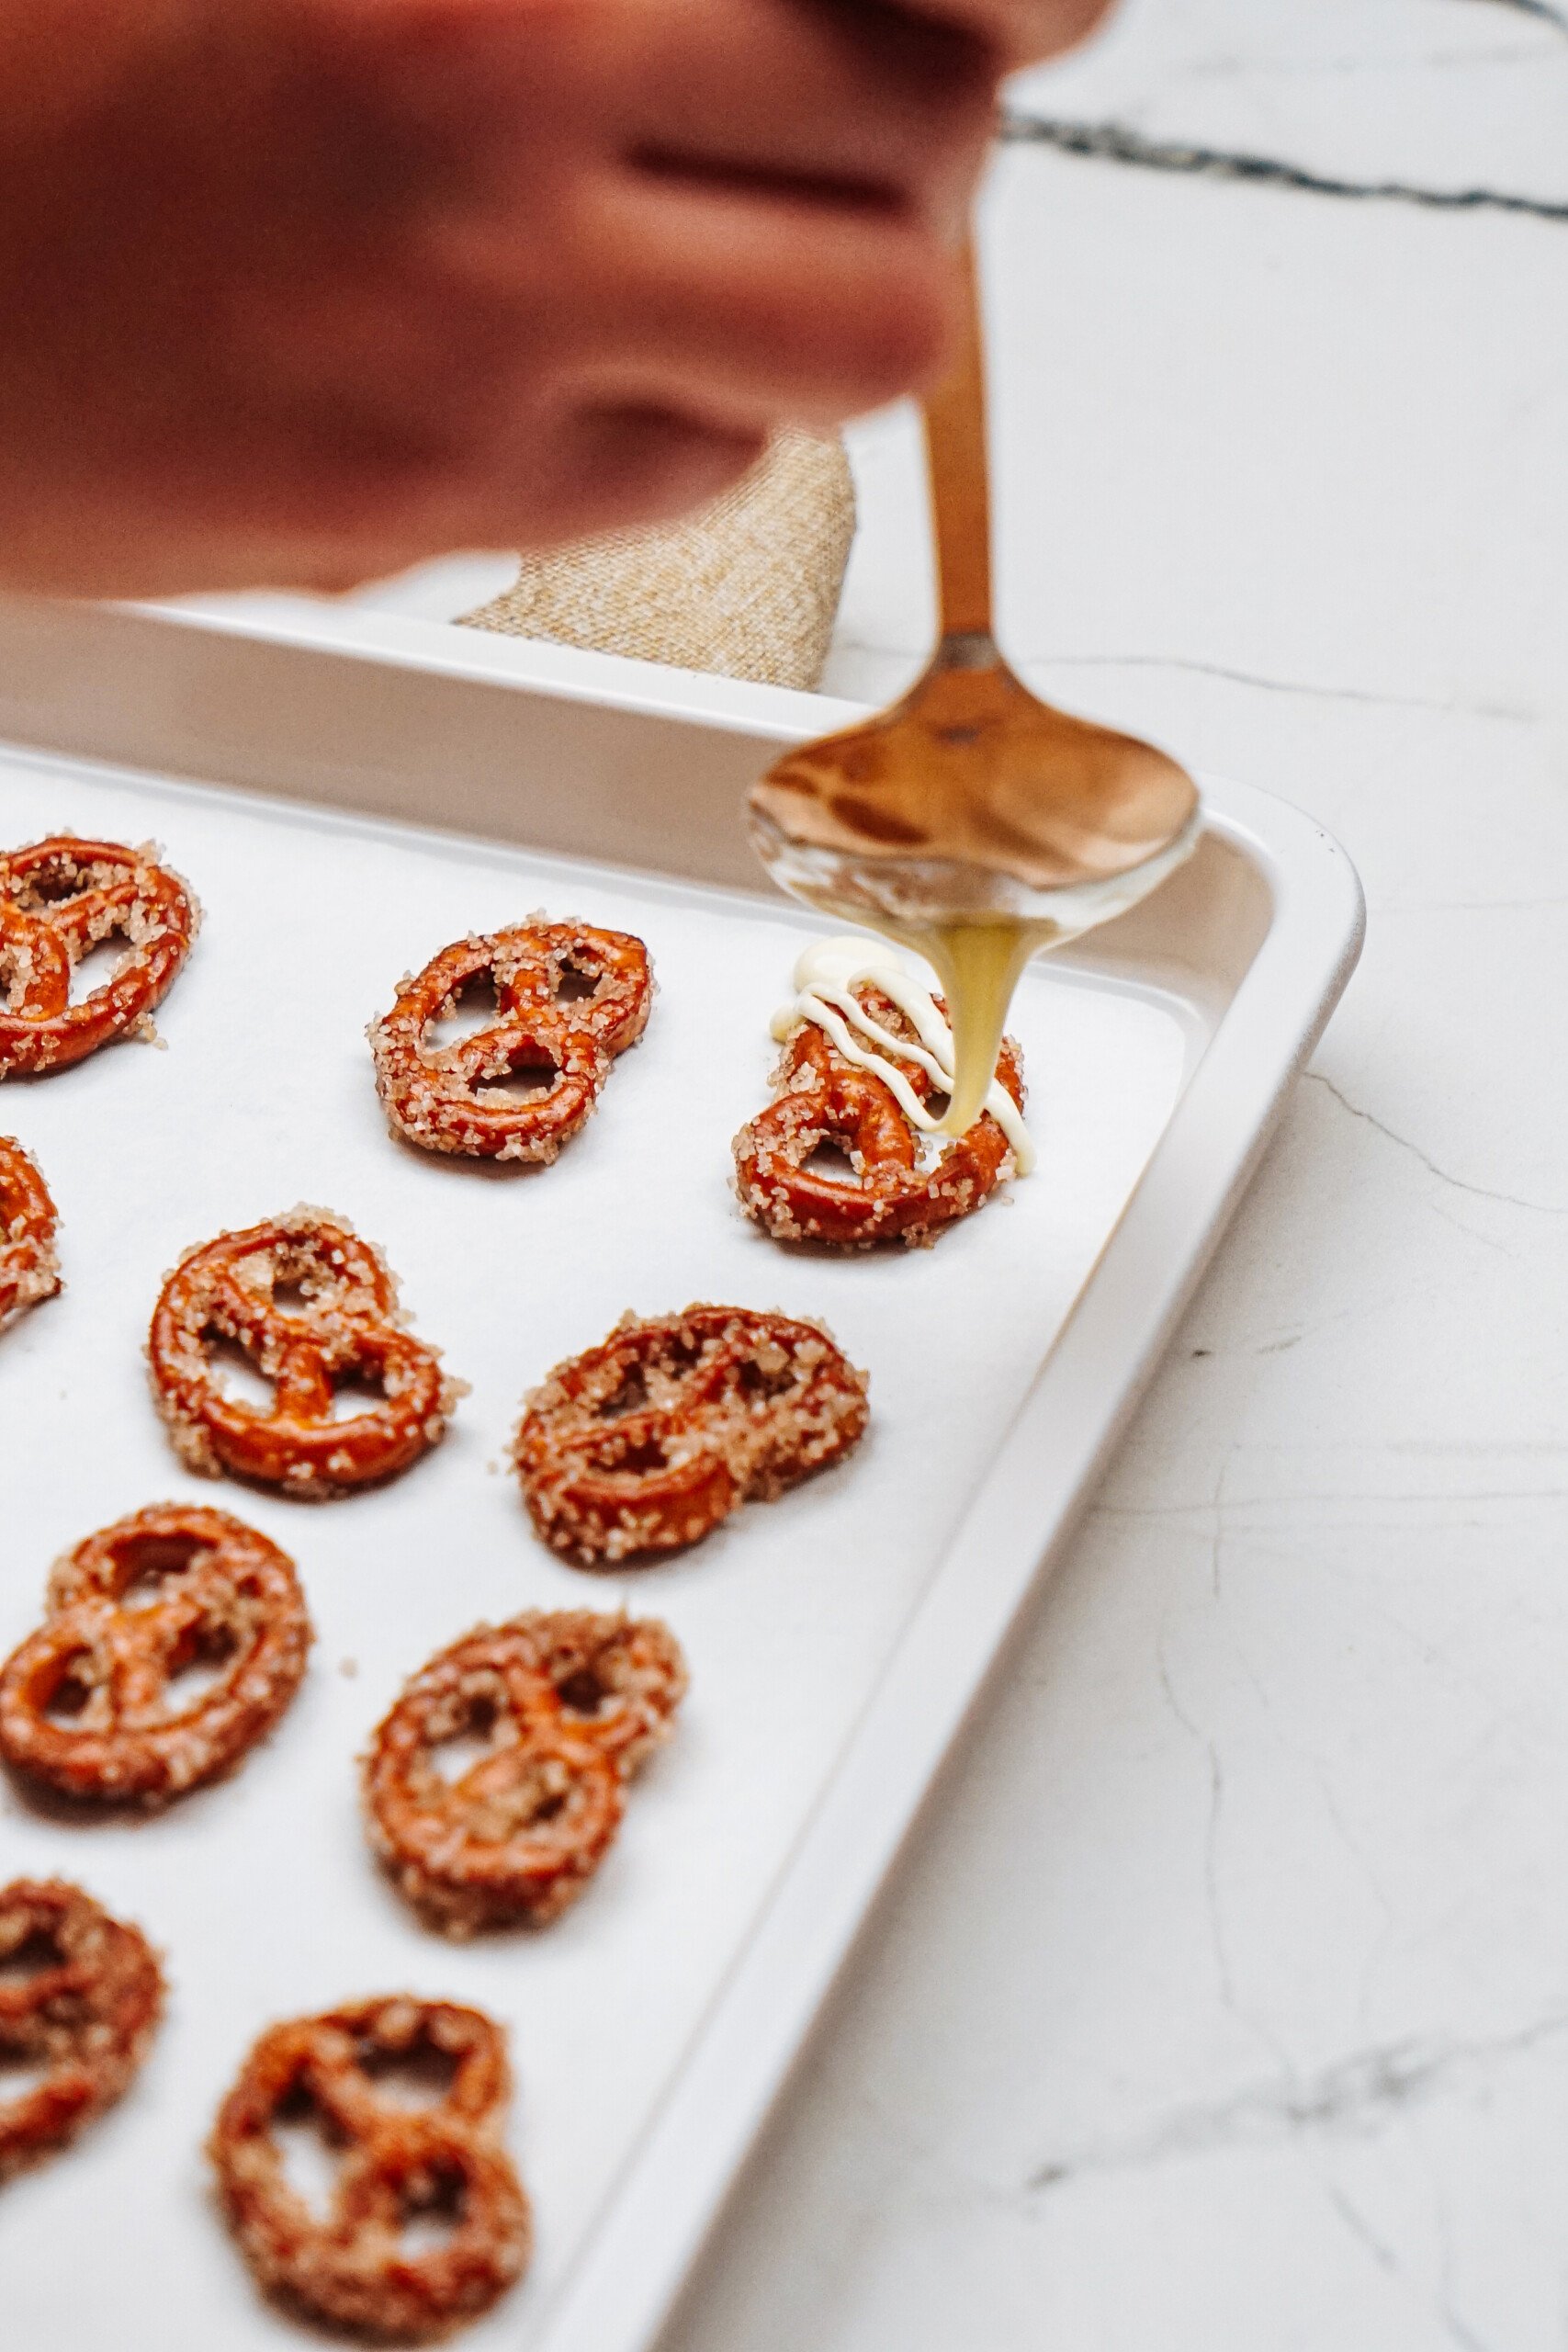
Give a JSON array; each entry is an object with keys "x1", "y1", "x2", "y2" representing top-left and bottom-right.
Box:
[{"x1": 770, "y1": 937, "x2": 1035, "y2": 1177}]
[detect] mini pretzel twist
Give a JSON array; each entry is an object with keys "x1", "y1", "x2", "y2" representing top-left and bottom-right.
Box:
[
  {"x1": 514, "y1": 1305, "x2": 869, "y2": 1565},
  {"x1": 210, "y1": 1996, "x2": 531, "y2": 2340},
  {"x1": 0, "y1": 1878, "x2": 164, "y2": 2182},
  {"x1": 0, "y1": 1135, "x2": 60, "y2": 1329},
  {"x1": 0, "y1": 1504, "x2": 311, "y2": 1804},
  {"x1": 733, "y1": 984, "x2": 1025, "y2": 1249},
  {"x1": 363, "y1": 1611, "x2": 687, "y2": 1935},
  {"x1": 148, "y1": 1208, "x2": 461, "y2": 1498},
  {"x1": 0, "y1": 836, "x2": 197, "y2": 1077},
  {"x1": 368, "y1": 921, "x2": 652, "y2": 1161}
]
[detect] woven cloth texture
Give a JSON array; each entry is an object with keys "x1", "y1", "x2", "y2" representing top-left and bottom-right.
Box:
[{"x1": 457, "y1": 430, "x2": 854, "y2": 691}]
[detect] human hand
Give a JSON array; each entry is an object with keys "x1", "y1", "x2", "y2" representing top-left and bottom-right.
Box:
[
  {"x1": 0, "y1": 0, "x2": 1102, "y2": 597},
  {"x1": 913, "y1": 0, "x2": 1111, "y2": 69}
]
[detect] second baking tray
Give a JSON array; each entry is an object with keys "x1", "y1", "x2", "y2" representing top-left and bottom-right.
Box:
[{"x1": 0, "y1": 607, "x2": 1360, "y2": 2352}]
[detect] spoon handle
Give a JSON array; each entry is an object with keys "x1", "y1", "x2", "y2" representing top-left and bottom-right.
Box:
[{"x1": 921, "y1": 235, "x2": 996, "y2": 650}]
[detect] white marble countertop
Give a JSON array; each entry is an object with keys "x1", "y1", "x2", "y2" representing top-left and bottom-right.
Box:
[{"x1": 656, "y1": 4, "x2": 1568, "y2": 2348}]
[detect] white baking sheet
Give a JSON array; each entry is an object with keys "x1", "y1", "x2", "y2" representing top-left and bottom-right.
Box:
[{"x1": 0, "y1": 742, "x2": 1188, "y2": 2348}]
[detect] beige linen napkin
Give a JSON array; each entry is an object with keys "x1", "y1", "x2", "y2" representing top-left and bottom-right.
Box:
[{"x1": 457, "y1": 429, "x2": 855, "y2": 692}]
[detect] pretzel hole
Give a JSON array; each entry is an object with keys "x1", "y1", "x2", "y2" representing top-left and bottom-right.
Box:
[
  {"x1": 803, "y1": 1141, "x2": 861, "y2": 1184},
  {"x1": 739, "y1": 1356, "x2": 799, "y2": 1402},
  {"x1": 21, "y1": 865, "x2": 98, "y2": 906},
  {"x1": 0, "y1": 1925, "x2": 62, "y2": 1981},
  {"x1": 116, "y1": 1534, "x2": 204, "y2": 1606},
  {"x1": 555, "y1": 963, "x2": 602, "y2": 1005},
  {"x1": 204, "y1": 1331, "x2": 276, "y2": 1413},
  {"x1": 556, "y1": 1667, "x2": 609, "y2": 1719},
  {"x1": 429, "y1": 973, "x2": 502, "y2": 1046},
  {"x1": 431, "y1": 1692, "x2": 502, "y2": 1783},
  {"x1": 330, "y1": 1363, "x2": 390, "y2": 1419},
  {"x1": 0, "y1": 2053, "x2": 51, "y2": 2107},
  {"x1": 359, "y1": 2041, "x2": 462, "y2": 2110},
  {"x1": 473, "y1": 1050, "x2": 558, "y2": 1103},
  {"x1": 273, "y1": 2084, "x2": 345, "y2": 2220},
  {"x1": 43, "y1": 1664, "x2": 97, "y2": 1722},
  {"x1": 398, "y1": 2160, "x2": 468, "y2": 2251},
  {"x1": 165, "y1": 1618, "x2": 241, "y2": 1702},
  {"x1": 66, "y1": 933, "x2": 126, "y2": 1004},
  {"x1": 595, "y1": 1366, "x2": 649, "y2": 1420}
]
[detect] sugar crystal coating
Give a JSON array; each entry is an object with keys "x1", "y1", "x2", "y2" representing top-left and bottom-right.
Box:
[
  {"x1": 514, "y1": 1304, "x2": 870, "y2": 1564},
  {"x1": 0, "y1": 1878, "x2": 164, "y2": 2181},
  {"x1": 0, "y1": 1503, "x2": 312, "y2": 1804},
  {"x1": 363, "y1": 1610, "x2": 686, "y2": 1937},
  {"x1": 209, "y1": 1996, "x2": 531, "y2": 2339},
  {"x1": 0, "y1": 1135, "x2": 60, "y2": 1329},
  {"x1": 148, "y1": 1206, "x2": 462, "y2": 1499},
  {"x1": 368, "y1": 918, "x2": 652, "y2": 1162},
  {"x1": 0, "y1": 834, "x2": 197, "y2": 1077}
]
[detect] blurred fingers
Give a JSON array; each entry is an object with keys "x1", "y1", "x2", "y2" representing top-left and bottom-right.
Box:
[
  {"x1": 605, "y1": 0, "x2": 996, "y2": 220},
  {"x1": 573, "y1": 178, "x2": 961, "y2": 424}
]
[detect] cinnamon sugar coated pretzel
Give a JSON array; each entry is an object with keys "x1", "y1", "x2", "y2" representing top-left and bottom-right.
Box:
[
  {"x1": 734, "y1": 979, "x2": 1025, "y2": 1250},
  {"x1": 210, "y1": 1996, "x2": 530, "y2": 2339},
  {"x1": 0, "y1": 1136, "x2": 60, "y2": 1329},
  {"x1": 148, "y1": 1207, "x2": 461, "y2": 1498},
  {"x1": 0, "y1": 835, "x2": 197, "y2": 1076},
  {"x1": 0, "y1": 1879, "x2": 164, "y2": 2181},
  {"x1": 368, "y1": 919, "x2": 652, "y2": 1161},
  {"x1": 0, "y1": 1504, "x2": 311, "y2": 1803},
  {"x1": 363, "y1": 1612, "x2": 686, "y2": 1934},
  {"x1": 514, "y1": 1305, "x2": 869, "y2": 1564}
]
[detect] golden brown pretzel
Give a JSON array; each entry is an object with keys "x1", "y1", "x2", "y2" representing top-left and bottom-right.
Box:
[
  {"x1": 0, "y1": 1135, "x2": 60, "y2": 1329},
  {"x1": 733, "y1": 984, "x2": 1025, "y2": 1249},
  {"x1": 514, "y1": 1305, "x2": 869, "y2": 1564},
  {"x1": 365, "y1": 1634, "x2": 623, "y2": 1935},
  {"x1": 368, "y1": 920, "x2": 652, "y2": 1161},
  {"x1": 0, "y1": 1878, "x2": 164, "y2": 2182},
  {"x1": 210, "y1": 1996, "x2": 531, "y2": 2339},
  {"x1": 0, "y1": 836, "x2": 197, "y2": 1077},
  {"x1": 363, "y1": 1611, "x2": 686, "y2": 1934},
  {"x1": 148, "y1": 1207, "x2": 460, "y2": 1498},
  {"x1": 0, "y1": 1504, "x2": 311, "y2": 1804}
]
